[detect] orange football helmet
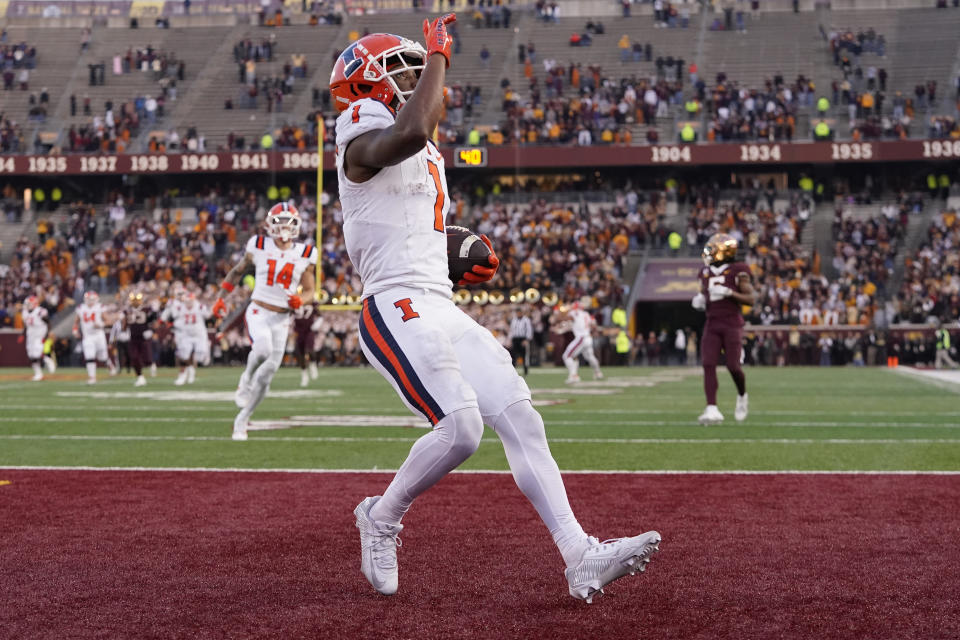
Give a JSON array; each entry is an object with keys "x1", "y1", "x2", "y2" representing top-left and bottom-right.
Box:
[
  {"x1": 702, "y1": 233, "x2": 738, "y2": 266},
  {"x1": 329, "y1": 33, "x2": 427, "y2": 112},
  {"x1": 266, "y1": 202, "x2": 302, "y2": 242},
  {"x1": 26, "y1": 295, "x2": 39, "y2": 310}
]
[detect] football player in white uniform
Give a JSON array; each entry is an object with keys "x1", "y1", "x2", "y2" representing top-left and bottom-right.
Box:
[
  {"x1": 560, "y1": 302, "x2": 603, "y2": 384},
  {"x1": 161, "y1": 292, "x2": 211, "y2": 385},
  {"x1": 331, "y1": 17, "x2": 659, "y2": 603},
  {"x1": 20, "y1": 296, "x2": 56, "y2": 381},
  {"x1": 212, "y1": 202, "x2": 316, "y2": 440},
  {"x1": 73, "y1": 291, "x2": 118, "y2": 384}
]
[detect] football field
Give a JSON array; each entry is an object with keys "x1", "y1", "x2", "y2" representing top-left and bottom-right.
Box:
[
  {"x1": 2, "y1": 366, "x2": 959, "y2": 639},
  {"x1": 0, "y1": 365, "x2": 958, "y2": 471}
]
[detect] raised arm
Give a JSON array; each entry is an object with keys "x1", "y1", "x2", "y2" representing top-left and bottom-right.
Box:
[{"x1": 344, "y1": 14, "x2": 455, "y2": 180}]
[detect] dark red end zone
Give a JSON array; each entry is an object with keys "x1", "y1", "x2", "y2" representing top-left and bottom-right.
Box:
[{"x1": 1, "y1": 471, "x2": 957, "y2": 639}]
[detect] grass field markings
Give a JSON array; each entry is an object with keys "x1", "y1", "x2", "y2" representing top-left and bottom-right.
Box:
[
  {"x1": 891, "y1": 367, "x2": 960, "y2": 393},
  {"x1": 543, "y1": 408, "x2": 960, "y2": 417},
  {"x1": 2, "y1": 416, "x2": 958, "y2": 428},
  {"x1": 3, "y1": 465, "x2": 960, "y2": 475},
  {"x1": 2, "y1": 434, "x2": 958, "y2": 445},
  {"x1": 53, "y1": 390, "x2": 345, "y2": 401}
]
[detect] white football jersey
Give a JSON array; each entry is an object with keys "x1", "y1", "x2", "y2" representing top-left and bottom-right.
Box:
[
  {"x1": 246, "y1": 234, "x2": 317, "y2": 309},
  {"x1": 162, "y1": 301, "x2": 210, "y2": 337},
  {"x1": 23, "y1": 306, "x2": 49, "y2": 337},
  {"x1": 76, "y1": 303, "x2": 106, "y2": 335},
  {"x1": 335, "y1": 98, "x2": 451, "y2": 299},
  {"x1": 570, "y1": 309, "x2": 594, "y2": 338}
]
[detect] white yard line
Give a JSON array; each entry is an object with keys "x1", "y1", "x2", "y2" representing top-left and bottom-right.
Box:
[
  {"x1": 0, "y1": 434, "x2": 957, "y2": 444},
  {"x1": 1, "y1": 416, "x2": 957, "y2": 428},
  {"x1": 1, "y1": 466, "x2": 959, "y2": 475}
]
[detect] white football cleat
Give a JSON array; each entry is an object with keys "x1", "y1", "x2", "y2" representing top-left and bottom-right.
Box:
[
  {"x1": 31, "y1": 373, "x2": 43, "y2": 382},
  {"x1": 595, "y1": 371, "x2": 604, "y2": 380},
  {"x1": 174, "y1": 372, "x2": 187, "y2": 386},
  {"x1": 300, "y1": 370, "x2": 309, "y2": 388},
  {"x1": 698, "y1": 405, "x2": 724, "y2": 425},
  {"x1": 354, "y1": 496, "x2": 403, "y2": 596},
  {"x1": 235, "y1": 376, "x2": 252, "y2": 408},
  {"x1": 134, "y1": 375, "x2": 147, "y2": 387},
  {"x1": 565, "y1": 531, "x2": 661, "y2": 604},
  {"x1": 232, "y1": 414, "x2": 249, "y2": 441},
  {"x1": 735, "y1": 393, "x2": 748, "y2": 422},
  {"x1": 565, "y1": 374, "x2": 581, "y2": 384},
  {"x1": 308, "y1": 362, "x2": 318, "y2": 380},
  {"x1": 86, "y1": 378, "x2": 97, "y2": 385}
]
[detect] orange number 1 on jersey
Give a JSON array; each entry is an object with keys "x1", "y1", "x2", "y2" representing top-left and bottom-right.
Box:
[
  {"x1": 266, "y1": 259, "x2": 295, "y2": 289},
  {"x1": 426, "y1": 159, "x2": 445, "y2": 233}
]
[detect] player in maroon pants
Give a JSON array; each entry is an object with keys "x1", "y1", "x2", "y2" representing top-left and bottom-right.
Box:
[
  {"x1": 124, "y1": 291, "x2": 157, "y2": 387},
  {"x1": 692, "y1": 233, "x2": 756, "y2": 425}
]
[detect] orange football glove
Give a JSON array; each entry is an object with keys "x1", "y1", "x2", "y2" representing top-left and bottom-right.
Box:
[
  {"x1": 212, "y1": 297, "x2": 228, "y2": 319},
  {"x1": 458, "y1": 234, "x2": 500, "y2": 285},
  {"x1": 423, "y1": 13, "x2": 456, "y2": 67},
  {"x1": 287, "y1": 294, "x2": 303, "y2": 310}
]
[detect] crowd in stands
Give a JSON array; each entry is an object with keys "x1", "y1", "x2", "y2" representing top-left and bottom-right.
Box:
[
  {"x1": 702, "y1": 73, "x2": 813, "y2": 143},
  {"x1": 228, "y1": 35, "x2": 306, "y2": 114},
  {"x1": 2, "y1": 172, "x2": 956, "y2": 368},
  {"x1": 492, "y1": 59, "x2": 684, "y2": 145},
  {"x1": 0, "y1": 115, "x2": 25, "y2": 152},
  {"x1": 895, "y1": 208, "x2": 960, "y2": 324}
]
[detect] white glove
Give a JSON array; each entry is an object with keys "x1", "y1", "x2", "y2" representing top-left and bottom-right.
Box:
[
  {"x1": 143, "y1": 329, "x2": 154, "y2": 339},
  {"x1": 691, "y1": 293, "x2": 706, "y2": 311},
  {"x1": 708, "y1": 283, "x2": 734, "y2": 302}
]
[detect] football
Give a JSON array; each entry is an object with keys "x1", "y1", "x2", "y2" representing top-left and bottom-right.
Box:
[{"x1": 446, "y1": 225, "x2": 492, "y2": 285}]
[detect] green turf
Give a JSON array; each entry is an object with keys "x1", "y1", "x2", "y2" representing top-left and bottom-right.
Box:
[{"x1": 1, "y1": 366, "x2": 958, "y2": 471}]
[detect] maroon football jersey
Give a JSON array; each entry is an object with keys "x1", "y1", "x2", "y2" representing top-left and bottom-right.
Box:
[
  {"x1": 293, "y1": 302, "x2": 317, "y2": 335},
  {"x1": 699, "y1": 262, "x2": 750, "y2": 326}
]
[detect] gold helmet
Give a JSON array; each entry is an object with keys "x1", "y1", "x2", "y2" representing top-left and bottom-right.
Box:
[{"x1": 702, "y1": 233, "x2": 738, "y2": 266}]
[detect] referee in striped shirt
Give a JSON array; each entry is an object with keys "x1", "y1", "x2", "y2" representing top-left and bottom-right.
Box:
[{"x1": 509, "y1": 308, "x2": 534, "y2": 376}]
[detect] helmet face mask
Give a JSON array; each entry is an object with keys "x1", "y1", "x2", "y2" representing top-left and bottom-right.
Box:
[
  {"x1": 26, "y1": 295, "x2": 39, "y2": 310},
  {"x1": 129, "y1": 292, "x2": 144, "y2": 307},
  {"x1": 267, "y1": 203, "x2": 302, "y2": 242},
  {"x1": 84, "y1": 291, "x2": 99, "y2": 305},
  {"x1": 702, "y1": 233, "x2": 738, "y2": 266},
  {"x1": 330, "y1": 34, "x2": 426, "y2": 112}
]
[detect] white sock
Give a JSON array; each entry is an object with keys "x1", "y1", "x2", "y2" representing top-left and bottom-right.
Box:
[
  {"x1": 369, "y1": 408, "x2": 484, "y2": 526},
  {"x1": 32, "y1": 363, "x2": 42, "y2": 377},
  {"x1": 242, "y1": 349, "x2": 267, "y2": 386},
  {"x1": 86, "y1": 362, "x2": 96, "y2": 378},
  {"x1": 486, "y1": 400, "x2": 588, "y2": 567}
]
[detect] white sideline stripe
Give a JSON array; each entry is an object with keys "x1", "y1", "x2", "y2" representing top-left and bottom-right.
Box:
[
  {"x1": 1, "y1": 466, "x2": 959, "y2": 475},
  {"x1": 1, "y1": 434, "x2": 958, "y2": 445}
]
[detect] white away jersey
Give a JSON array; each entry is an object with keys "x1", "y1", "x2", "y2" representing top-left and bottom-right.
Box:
[
  {"x1": 23, "y1": 306, "x2": 49, "y2": 336},
  {"x1": 245, "y1": 234, "x2": 317, "y2": 309},
  {"x1": 335, "y1": 98, "x2": 451, "y2": 299},
  {"x1": 161, "y1": 301, "x2": 210, "y2": 336},
  {"x1": 76, "y1": 303, "x2": 106, "y2": 335},
  {"x1": 570, "y1": 309, "x2": 595, "y2": 338}
]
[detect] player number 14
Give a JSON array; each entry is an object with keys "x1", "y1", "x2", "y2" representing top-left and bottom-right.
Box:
[{"x1": 265, "y1": 259, "x2": 294, "y2": 289}]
